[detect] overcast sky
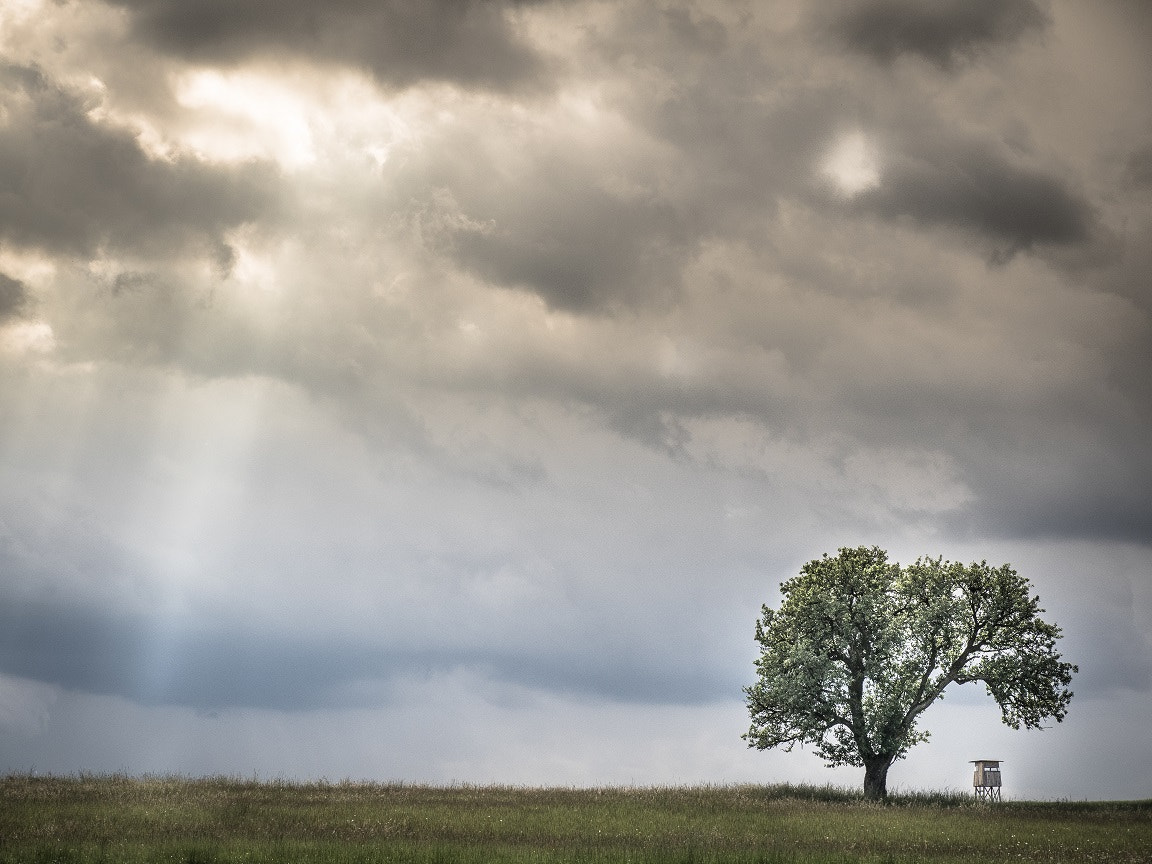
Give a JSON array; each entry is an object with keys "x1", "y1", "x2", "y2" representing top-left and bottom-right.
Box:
[{"x1": 1, "y1": 0, "x2": 1151, "y2": 800}]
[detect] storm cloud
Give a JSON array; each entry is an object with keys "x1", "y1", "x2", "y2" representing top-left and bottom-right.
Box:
[
  {"x1": 0, "y1": 595, "x2": 737, "y2": 711},
  {"x1": 0, "y1": 273, "x2": 25, "y2": 319},
  {"x1": 825, "y1": 0, "x2": 1048, "y2": 67},
  {"x1": 855, "y1": 137, "x2": 1093, "y2": 252},
  {"x1": 0, "y1": 63, "x2": 279, "y2": 259},
  {"x1": 1, "y1": 0, "x2": 1150, "y2": 798},
  {"x1": 106, "y1": 0, "x2": 549, "y2": 90}
]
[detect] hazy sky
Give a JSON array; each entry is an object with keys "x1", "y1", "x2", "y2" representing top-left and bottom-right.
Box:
[{"x1": 2, "y1": 0, "x2": 1151, "y2": 800}]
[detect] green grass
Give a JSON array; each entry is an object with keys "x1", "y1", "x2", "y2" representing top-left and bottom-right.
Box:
[{"x1": 2, "y1": 775, "x2": 1149, "y2": 863}]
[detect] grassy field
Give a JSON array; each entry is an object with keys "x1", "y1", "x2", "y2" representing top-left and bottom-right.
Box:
[{"x1": 1, "y1": 775, "x2": 1149, "y2": 863}]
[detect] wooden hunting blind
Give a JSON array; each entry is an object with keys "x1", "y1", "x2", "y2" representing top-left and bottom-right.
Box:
[{"x1": 971, "y1": 760, "x2": 1002, "y2": 802}]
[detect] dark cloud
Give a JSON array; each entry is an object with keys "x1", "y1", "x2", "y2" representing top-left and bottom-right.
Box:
[
  {"x1": 105, "y1": 0, "x2": 548, "y2": 91},
  {"x1": 0, "y1": 597, "x2": 400, "y2": 710},
  {"x1": 0, "y1": 63, "x2": 279, "y2": 258},
  {"x1": 589, "y1": 6, "x2": 790, "y2": 223},
  {"x1": 0, "y1": 273, "x2": 27, "y2": 319},
  {"x1": 825, "y1": 0, "x2": 1048, "y2": 68},
  {"x1": 381, "y1": 122, "x2": 699, "y2": 313},
  {"x1": 957, "y1": 437, "x2": 1152, "y2": 545},
  {"x1": 852, "y1": 139, "x2": 1093, "y2": 253},
  {"x1": 0, "y1": 594, "x2": 737, "y2": 710},
  {"x1": 448, "y1": 188, "x2": 690, "y2": 313},
  {"x1": 1069, "y1": 612, "x2": 1152, "y2": 696},
  {"x1": 590, "y1": 3, "x2": 730, "y2": 64},
  {"x1": 582, "y1": 5, "x2": 1088, "y2": 285},
  {"x1": 1126, "y1": 143, "x2": 1152, "y2": 187}
]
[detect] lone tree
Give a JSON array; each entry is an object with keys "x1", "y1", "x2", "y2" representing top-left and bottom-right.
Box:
[{"x1": 744, "y1": 546, "x2": 1076, "y2": 800}]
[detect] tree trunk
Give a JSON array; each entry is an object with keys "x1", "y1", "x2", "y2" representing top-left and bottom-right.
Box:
[{"x1": 863, "y1": 756, "x2": 893, "y2": 801}]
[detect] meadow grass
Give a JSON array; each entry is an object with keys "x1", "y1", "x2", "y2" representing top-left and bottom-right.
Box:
[{"x1": 2, "y1": 774, "x2": 1149, "y2": 863}]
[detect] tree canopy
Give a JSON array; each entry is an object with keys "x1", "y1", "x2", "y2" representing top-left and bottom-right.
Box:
[{"x1": 744, "y1": 546, "x2": 1076, "y2": 799}]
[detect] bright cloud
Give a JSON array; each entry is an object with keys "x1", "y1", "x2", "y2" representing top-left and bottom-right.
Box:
[{"x1": 821, "y1": 131, "x2": 882, "y2": 196}]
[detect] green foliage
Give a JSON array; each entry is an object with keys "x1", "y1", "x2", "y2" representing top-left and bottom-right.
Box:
[
  {"x1": 1, "y1": 775, "x2": 1149, "y2": 864},
  {"x1": 744, "y1": 547, "x2": 1076, "y2": 796}
]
